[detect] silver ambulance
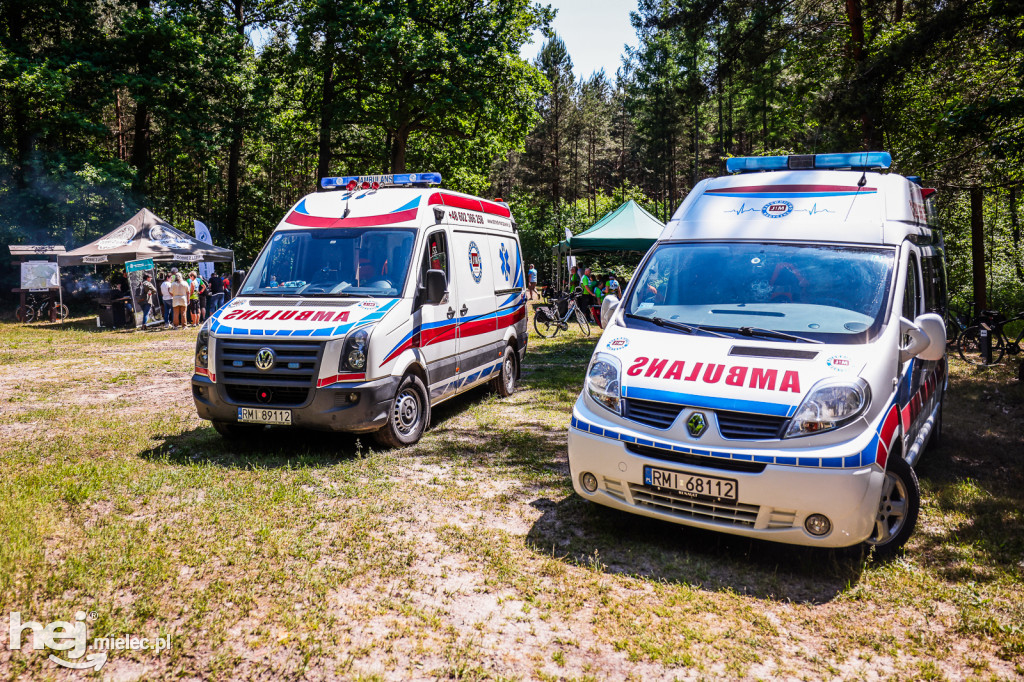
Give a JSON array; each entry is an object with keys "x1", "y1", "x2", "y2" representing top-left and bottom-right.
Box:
[
  {"x1": 569, "y1": 152, "x2": 946, "y2": 554},
  {"x1": 192, "y1": 173, "x2": 527, "y2": 447}
]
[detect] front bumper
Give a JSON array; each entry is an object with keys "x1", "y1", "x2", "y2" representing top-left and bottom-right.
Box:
[
  {"x1": 567, "y1": 398, "x2": 885, "y2": 548},
  {"x1": 192, "y1": 374, "x2": 400, "y2": 433}
]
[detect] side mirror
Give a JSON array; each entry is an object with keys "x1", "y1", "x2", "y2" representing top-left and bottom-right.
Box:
[
  {"x1": 422, "y1": 269, "x2": 447, "y2": 305},
  {"x1": 899, "y1": 313, "x2": 946, "y2": 362},
  {"x1": 601, "y1": 295, "x2": 619, "y2": 328}
]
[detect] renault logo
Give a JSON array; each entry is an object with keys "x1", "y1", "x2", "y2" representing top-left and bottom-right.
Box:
[
  {"x1": 686, "y1": 412, "x2": 708, "y2": 438},
  {"x1": 255, "y1": 347, "x2": 276, "y2": 371}
]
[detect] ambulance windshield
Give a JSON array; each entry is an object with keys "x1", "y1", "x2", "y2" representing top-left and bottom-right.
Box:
[
  {"x1": 624, "y1": 242, "x2": 895, "y2": 343},
  {"x1": 241, "y1": 228, "x2": 417, "y2": 297}
]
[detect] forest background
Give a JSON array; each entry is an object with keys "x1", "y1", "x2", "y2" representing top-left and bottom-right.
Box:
[{"x1": 2, "y1": 0, "x2": 1023, "y2": 313}]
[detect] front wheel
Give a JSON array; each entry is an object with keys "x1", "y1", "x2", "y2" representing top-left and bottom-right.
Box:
[
  {"x1": 491, "y1": 345, "x2": 517, "y2": 397},
  {"x1": 958, "y1": 326, "x2": 1005, "y2": 365},
  {"x1": 865, "y1": 456, "x2": 920, "y2": 557},
  {"x1": 533, "y1": 309, "x2": 558, "y2": 338},
  {"x1": 15, "y1": 305, "x2": 35, "y2": 323},
  {"x1": 574, "y1": 307, "x2": 591, "y2": 336},
  {"x1": 374, "y1": 374, "x2": 430, "y2": 448}
]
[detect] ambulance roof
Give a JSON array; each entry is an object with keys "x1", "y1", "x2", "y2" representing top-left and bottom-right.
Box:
[
  {"x1": 276, "y1": 186, "x2": 515, "y2": 233},
  {"x1": 664, "y1": 169, "x2": 934, "y2": 247}
]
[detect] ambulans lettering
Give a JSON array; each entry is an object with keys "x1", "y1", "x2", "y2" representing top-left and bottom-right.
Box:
[
  {"x1": 222, "y1": 308, "x2": 349, "y2": 323},
  {"x1": 625, "y1": 356, "x2": 801, "y2": 393}
]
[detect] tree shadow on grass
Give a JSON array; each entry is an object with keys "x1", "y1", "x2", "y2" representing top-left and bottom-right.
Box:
[{"x1": 136, "y1": 423, "x2": 371, "y2": 469}]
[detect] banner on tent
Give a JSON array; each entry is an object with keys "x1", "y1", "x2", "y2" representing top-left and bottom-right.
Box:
[{"x1": 194, "y1": 220, "x2": 214, "y2": 280}]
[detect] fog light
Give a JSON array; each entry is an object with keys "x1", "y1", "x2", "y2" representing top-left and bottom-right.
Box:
[
  {"x1": 581, "y1": 472, "x2": 599, "y2": 493},
  {"x1": 804, "y1": 513, "x2": 832, "y2": 536},
  {"x1": 348, "y1": 392, "x2": 359, "y2": 404}
]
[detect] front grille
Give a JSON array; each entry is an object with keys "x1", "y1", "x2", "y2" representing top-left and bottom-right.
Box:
[
  {"x1": 217, "y1": 339, "x2": 323, "y2": 406},
  {"x1": 717, "y1": 410, "x2": 788, "y2": 440},
  {"x1": 626, "y1": 443, "x2": 766, "y2": 473},
  {"x1": 622, "y1": 398, "x2": 684, "y2": 429},
  {"x1": 629, "y1": 483, "x2": 760, "y2": 527},
  {"x1": 225, "y1": 385, "x2": 309, "y2": 405}
]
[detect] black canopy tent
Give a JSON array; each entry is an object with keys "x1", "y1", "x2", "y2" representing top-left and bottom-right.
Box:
[{"x1": 58, "y1": 208, "x2": 234, "y2": 267}]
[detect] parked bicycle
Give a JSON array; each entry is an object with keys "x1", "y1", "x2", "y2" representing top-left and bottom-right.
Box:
[
  {"x1": 946, "y1": 305, "x2": 973, "y2": 349},
  {"x1": 533, "y1": 289, "x2": 590, "y2": 338},
  {"x1": 15, "y1": 293, "x2": 68, "y2": 323},
  {"x1": 957, "y1": 309, "x2": 1024, "y2": 366}
]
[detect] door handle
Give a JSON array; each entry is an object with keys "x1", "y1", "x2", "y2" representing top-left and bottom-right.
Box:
[
  {"x1": 460, "y1": 304, "x2": 469, "y2": 316},
  {"x1": 446, "y1": 307, "x2": 456, "y2": 319}
]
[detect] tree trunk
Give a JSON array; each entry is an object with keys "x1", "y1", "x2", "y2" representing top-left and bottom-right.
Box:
[
  {"x1": 390, "y1": 126, "x2": 409, "y2": 173},
  {"x1": 844, "y1": 0, "x2": 882, "y2": 149},
  {"x1": 225, "y1": 0, "x2": 246, "y2": 239},
  {"x1": 316, "y1": 30, "x2": 336, "y2": 186},
  {"x1": 130, "y1": 0, "x2": 153, "y2": 194},
  {"x1": 1011, "y1": 186, "x2": 1022, "y2": 280},
  {"x1": 970, "y1": 187, "x2": 987, "y2": 310},
  {"x1": 6, "y1": 1, "x2": 31, "y2": 189}
]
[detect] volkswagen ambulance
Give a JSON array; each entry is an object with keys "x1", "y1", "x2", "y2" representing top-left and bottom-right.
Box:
[
  {"x1": 569, "y1": 152, "x2": 946, "y2": 554},
  {"x1": 191, "y1": 173, "x2": 527, "y2": 447}
]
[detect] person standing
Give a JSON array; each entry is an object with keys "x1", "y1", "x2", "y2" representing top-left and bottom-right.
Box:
[
  {"x1": 207, "y1": 269, "x2": 224, "y2": 315},
  {"x1": 193, "y1": 270, "x2": 208, "y2": 322},
  {"x1": 187, "y1": 271, "x2": 201, "y2": 327},
  {"x1": 160, "y1": 272, "x2": 174, "y2": 327},
  {"x1": 579, "y1": 267, "x2": 597, "y2": 321},
  {"x1": 527, "y1": 263, "x2": 538, "y2": 300},
  {"x1": 139, "y1": 274, "x2": 158, "y2": 327},
  {"x1": 170, "y1": 273, "x2": 189, "y2": 328},
  {"x1": 569, "y1": 265, "x2": 580, "y2": 292},
  {"x1": 605, "y1": 273, "x2": 622, "y2": 299}
]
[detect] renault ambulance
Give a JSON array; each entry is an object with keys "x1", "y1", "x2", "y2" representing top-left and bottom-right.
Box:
[
  {"x1": 191, "y1": 173, "x2": 527, "y2": 447},
  {"x1": 570, "y1": 152, "x2": 946, "y2": 554}
]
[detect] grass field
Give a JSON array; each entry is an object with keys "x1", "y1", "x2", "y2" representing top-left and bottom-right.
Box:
[{"x1": 1, "y1": 315, "x2": 1023, "y2": 681}]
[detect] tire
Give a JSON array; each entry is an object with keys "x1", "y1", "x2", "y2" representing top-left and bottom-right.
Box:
[
  {"x1": 574, "y1": 307, "x2": 591, "y2": 336},
  {"x1": 55, "y1": 304, "x2": 69, "y2": 321},
  {"x1": 958, "y1": 326, "x2": 1005, "y2": 365},
  {"x1": 374, "y1": 374, "x2": 430, "y2": 448},
  {"x1": 533, "y1": 309, "x2": 557, "y2": 338},
  {"x1": 491, "y1": 344, "x2": 517, "y2": 397},
  {"x1": 865, "y1": 455, "x2": 920, "y2": 557},
  {"x1": 212, "y1": 420, "x2": 266, "y2": 439},
  {"x1": 15, "y1": 305, "x2": 34, "y2": 323}
]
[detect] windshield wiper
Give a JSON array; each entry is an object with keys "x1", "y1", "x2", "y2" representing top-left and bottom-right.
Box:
[
  {"x1": 693, "y1": 324, "x2": 822, "y2": 344},
  {"x1": 625, "y1": 313, "x2": 694, "y2": 335}
]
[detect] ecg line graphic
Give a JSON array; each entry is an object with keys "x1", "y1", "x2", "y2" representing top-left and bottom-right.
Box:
[
  {"x1": 793, "y1": 203, "x2": 834, "y2": 215},
  {"x1": 723, "y1": 202, "x2": 760, "y2": 215}
]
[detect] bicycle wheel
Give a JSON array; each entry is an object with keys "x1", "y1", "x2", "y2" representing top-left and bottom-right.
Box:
[
  {"x1": 574, "y1": 307, "x2": 591, "y2": 336},
  {"x1": 16, "y1": 305, "x2": 35, "y2": 323},
  {"x1": 56, "y1": 304, "x2": 69, "y2": 321},
  {"x1": 533, "y1": 309, "x2": 558, "y2": 338},
  {"x1": 958, "y1": 326, "x2": 1005, "y2": 365}
]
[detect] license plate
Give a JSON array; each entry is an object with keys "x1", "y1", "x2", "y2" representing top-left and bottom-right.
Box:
[
  {"x1": 644, "y1": 466, "x2": 738, "y2": 502},
  {"x1": 237, "y1": 407, "x2": 292, "y2": 425}
]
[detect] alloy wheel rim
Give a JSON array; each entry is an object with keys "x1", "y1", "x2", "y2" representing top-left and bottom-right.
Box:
[{"x1": 868, "y1": 471, "x2": 908, "y2": 545}]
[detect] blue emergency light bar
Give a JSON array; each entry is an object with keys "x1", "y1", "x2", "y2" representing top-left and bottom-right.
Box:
[
  {"x1": 726, "y1": 152, "x2": 892, "y2": 174},
  {"x1": 320, "y1": 172, "x2": 443, "y2": 190}
]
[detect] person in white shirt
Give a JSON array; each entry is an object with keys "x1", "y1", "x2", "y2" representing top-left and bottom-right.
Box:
[{"x1": 160, "y1": 272, "x2": 174, "y2": 327}]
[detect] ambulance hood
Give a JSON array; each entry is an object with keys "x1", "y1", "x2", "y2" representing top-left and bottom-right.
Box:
[
  {"x1": 209, "y1": 297, "x2": 399, "y2": 338},
  {"x1": 602, "y1": 327, "x2": 873, "y2": 418}
]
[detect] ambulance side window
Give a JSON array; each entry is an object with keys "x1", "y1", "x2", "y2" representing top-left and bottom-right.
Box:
[
  {"x1": 902, "y1": 255, "x2": 920, "y2": 319},
  {"x1": 921, "y1": 255, "x2": 946, "y2": 314},
  {"x1": 421, "y1": 231, "x2": 449, "y2": 282}
]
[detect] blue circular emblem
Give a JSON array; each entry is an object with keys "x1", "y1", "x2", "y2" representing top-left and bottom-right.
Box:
[
  {"x1": 606, "y1": 337, "x2": 629, "y2": 351},
  {"x1": 467, "y1": 241, "x2": 483, "y2": 283},
  {"x1": 762, "y1": 200, "x2": 793, "y2": 219}
]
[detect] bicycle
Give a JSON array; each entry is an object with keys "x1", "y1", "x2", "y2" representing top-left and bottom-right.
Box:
[
  {"x1": 15, "y1": 293, "x2": 68, "y2": 323},
  {"x1": 958, "y1": 309, "x2": 1024, "y2": 366},
  {"x1": 946, "y1": 305, "x2": 973, "y2": 349},
  {"x1": 533, "y1": 290, "x2": 590, "y2": 338}
]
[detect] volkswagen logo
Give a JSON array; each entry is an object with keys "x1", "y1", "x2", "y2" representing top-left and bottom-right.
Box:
[
  {"x1": 254, "y1": 347, "x2": 276, "y2": 371},
  {"x1": 686, "y1": 412, "x2": 708, "y2": 438}
]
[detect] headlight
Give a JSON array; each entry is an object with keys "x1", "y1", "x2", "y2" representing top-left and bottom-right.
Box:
[
  {"x1": 195, "y1": 325, "x2": 210, "y2": 368},
  {"x1": 784, "y1": 378, "x2": 870, "y2": 438},
  {"x1": 340, "y1": 327, "x2": 370, "y2": 372},
  {"x1": 586, "y1": 353, "x2": 621, "y2": 414}
]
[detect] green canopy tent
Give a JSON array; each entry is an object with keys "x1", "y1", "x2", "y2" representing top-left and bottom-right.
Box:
[{"x1": 551, "y1": 200, "x2": 665, "y2": 288}]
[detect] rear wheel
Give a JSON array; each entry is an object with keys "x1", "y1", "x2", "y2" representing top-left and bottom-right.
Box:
[
  {"x1": 15, "y1": 305, "x2": 34, "y2": 323},
  {"x1": 574, "y1": 307, "x2": 591, "y2": 336},
  {"x1": 865, "y1": 456, "x2": 920, "y2": 557},
  {"x1": 374, "y1": 374, "x2": 430, "y2": 448},
  {"x1": 492, "y1": 345, "x2": 517, "y2": 397},
  {"x1": 533, "y1": 308, "x2": 558, "y2": 338},
  {"x1": 212, "y1": 421, "x2": 266, "y2": 439},
  {"x1": 958, "y1": 326, "x2": 1005, "y2": 365},
  {"x1": 54, "y1": 303, "x2": 69, "y2": 321}
]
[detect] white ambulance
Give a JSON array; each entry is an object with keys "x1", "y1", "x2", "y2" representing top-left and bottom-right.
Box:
[
  {"x1": 192, "y1": 172, "x2": 527, "y2": 447},
  {"x1": 570, "y1": 152, "x2": 947, "y2": 554}
]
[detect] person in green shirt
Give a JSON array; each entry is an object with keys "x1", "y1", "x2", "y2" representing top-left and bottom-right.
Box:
[
  {"x1": 568, "y1": 265, "x2": 580, "y2": 293},
  {"x1": 578, "y1": 267, "x2": 597, "y2": 321}
]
